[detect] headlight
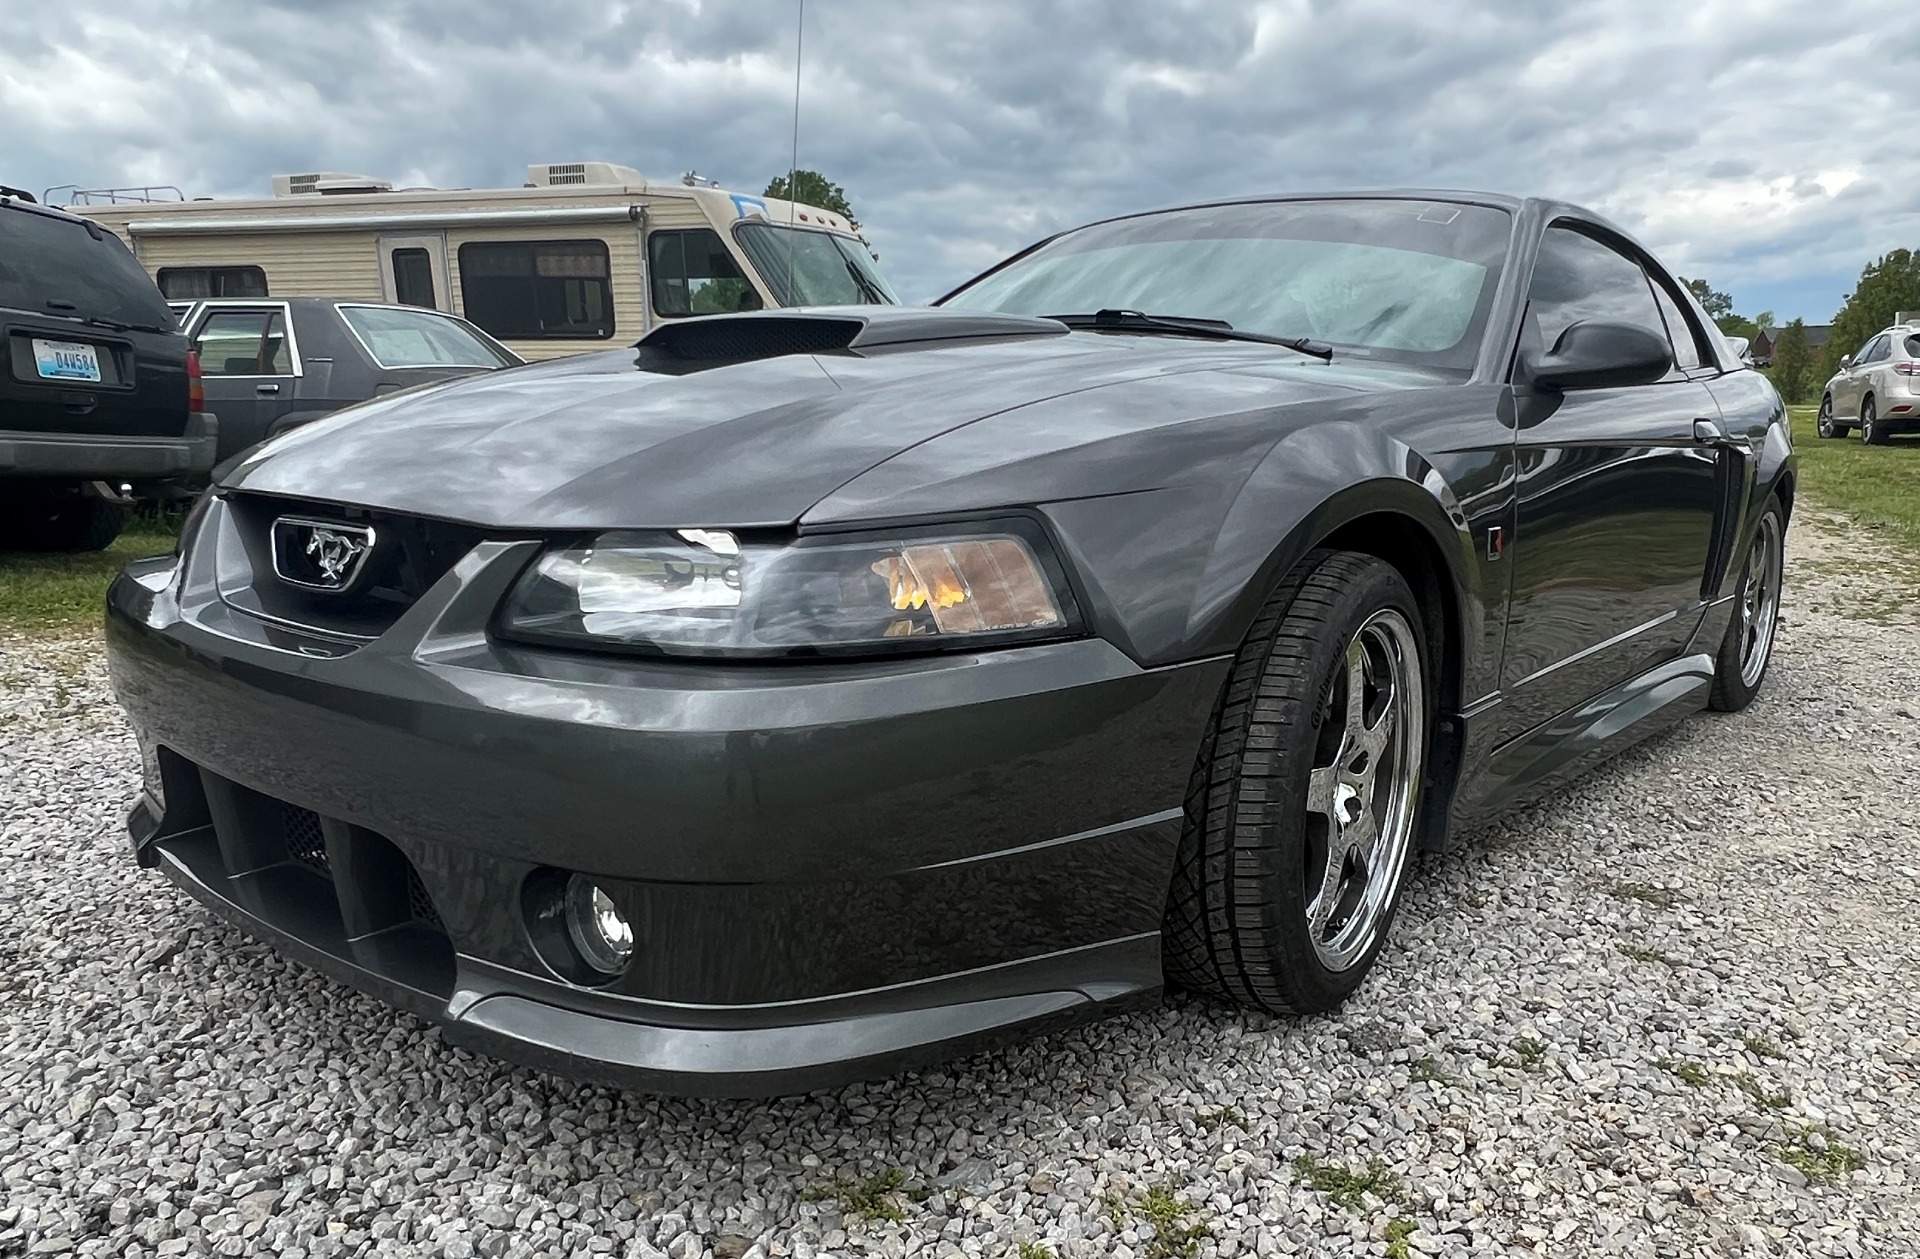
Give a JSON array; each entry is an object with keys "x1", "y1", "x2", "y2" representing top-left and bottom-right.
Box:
[{"x1": 498, "y1": 520, "x2": 1079, "y2": 657}]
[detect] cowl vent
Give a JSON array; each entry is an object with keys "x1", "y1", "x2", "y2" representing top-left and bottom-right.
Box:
[{"x1": 633, "y1": 308, "x2": 1067, "y2": 374}]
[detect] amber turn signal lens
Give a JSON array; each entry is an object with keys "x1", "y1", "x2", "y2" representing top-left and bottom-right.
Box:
[{"x1": 874, "y1": 538, "x2": 1064, "y2": 633}]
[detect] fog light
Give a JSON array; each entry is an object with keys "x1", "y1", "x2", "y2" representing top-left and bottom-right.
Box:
[{"x1": 563, "y1": 876, "x2": 633, "y2": 975}]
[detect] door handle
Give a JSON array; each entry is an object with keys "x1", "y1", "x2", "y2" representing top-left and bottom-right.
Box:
[{"x1": 256, "y1": 383, "x2": 281, "y2": 395}]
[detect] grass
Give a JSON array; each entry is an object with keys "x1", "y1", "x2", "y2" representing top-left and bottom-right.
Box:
[
  {"x1": 1606, "y1": 881, "x2": 1686, "y2": 909},
  {"x1": 1103, "y1": 1185, "x2": 1207, "y2": 1259},
  {"x1": 1732, "y1": 1072, "x2": 1791, "y2": 1110},
  {"x1": 1292, "y1": 1155, "x2": 1400, "y2": 1211},
  {"x1": 1017, "y1": 1245, "x2": 1056, "y2": 1259},
  {"x1": 1788, "y1": 404, "x2": 1920, "y2": 558},
  {"x1": 1616, "y1": 943, "x2": 1681, "y2": 967},
  {"x1": 1743, "y1": 1034, "x2": 1787, "y2": 1060},
  {"x1": 1385, "y1": 1218, "x2": 1417, "y2": 1259},
  {"x1": 1193, "y1": 1105, "x2": 1247, "y2": 1133},
  {"x1": 802, "y1": 1168, "x2": 912, "y2": 1223},
  {"x1": 1409, "y1": 1056, "x2": 1453, "y2": 1085},
  {"x1": 1775, "y1": 1130, "x2": 1865, "y2": 1186},
  {"x1": 1657, "y1": 1057, "x2": 1711, "y2": 1088},
  {"x1": 0, "y1": 504, "x2": 183, "y2": 637}
]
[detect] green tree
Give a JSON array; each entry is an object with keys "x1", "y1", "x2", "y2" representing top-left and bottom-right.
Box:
[
  {"x1": 764, "y1": 170, "x2": 859, "y2": 229},
  {"x1": 1765, "y1": 318, "x2": 1815, "y2": 405},
  {"x1": 1822, "y1": 248, "x2": 1920, "y2": 376},
  {"x1": 1683, "y1": 277, "x2": 1733, "y2": 322}
]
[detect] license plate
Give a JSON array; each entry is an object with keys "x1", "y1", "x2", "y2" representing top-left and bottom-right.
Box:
[{"x1": 32, "y1": 339, "x2": 102, "y2": 383}]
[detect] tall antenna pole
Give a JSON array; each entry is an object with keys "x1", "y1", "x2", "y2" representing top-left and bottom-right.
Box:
[{"x1": 787, "y1": 0, "x2": 803, "y2": 301}]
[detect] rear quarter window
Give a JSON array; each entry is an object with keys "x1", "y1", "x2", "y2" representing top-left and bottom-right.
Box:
[
  {"x1": 1905, "y1": 334, "x2": 1920, "y2": 358},
  {"x1": 0, "y1": 204, "x2": 175, "y2": 329}
]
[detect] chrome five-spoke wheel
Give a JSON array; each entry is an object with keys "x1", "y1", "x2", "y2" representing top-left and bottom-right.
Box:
[
  {"x1": 1303, "y1": 610, "x2": 1425, "y2": 972},
  {"x1": 1735, "y1": 510, "x2": 1784, "y2": 689}
]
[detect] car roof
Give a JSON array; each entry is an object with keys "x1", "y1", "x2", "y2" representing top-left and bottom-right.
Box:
[
  {"x1": 184, "y1": 296, "x2": 481, "y2": 318},
  {"x1": 1, "y1": 191, "x2": 114, "y2": 229}
]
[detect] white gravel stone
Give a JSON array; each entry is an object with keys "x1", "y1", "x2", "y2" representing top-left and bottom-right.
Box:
[{"x1": 2, "y1": 510, "x2": 1917, "y2": 1257}]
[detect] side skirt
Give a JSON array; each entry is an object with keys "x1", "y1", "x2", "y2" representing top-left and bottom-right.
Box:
[{"x1": 1442, "y1": 652, "x2": 1715, "y2": 835}]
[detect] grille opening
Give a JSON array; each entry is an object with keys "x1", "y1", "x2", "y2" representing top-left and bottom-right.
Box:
[
  {"x1": 282, "y1": 803, "x2": 329, "y2": 873},
  {"x1": 217, "y1": 493, "x2": 492, "y2": 639},
  {"x1": 406, "y1": 864, "x2": 443, "y2": 929}
]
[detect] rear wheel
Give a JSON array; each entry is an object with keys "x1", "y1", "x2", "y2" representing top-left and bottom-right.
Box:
[
  {"x1": 1862, "y1": 396, "x2": 1889, "y2": 445},
  {"x1": 1709, "y1": 499, "x2": 1785, "y2": 712},
  {"x1": 1163, "y1": 550, "x2": 1430, "y2": 1015},
  {"x1": 1816, "y1": 396, "x2": 1845, "y2": 439},
  {"x1": 0, "y1": 498, "x2": 127, "y2": 553}
]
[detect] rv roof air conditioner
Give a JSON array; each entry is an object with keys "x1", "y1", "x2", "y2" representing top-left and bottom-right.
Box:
[
  {"x1": 272, "y1": 172, "x2": 394, "y2": 197},
  {"x1": 525, "y1": 162, "x2": 646, "y2": 189}
]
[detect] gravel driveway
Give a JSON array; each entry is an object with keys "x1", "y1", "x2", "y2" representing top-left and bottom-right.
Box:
[{"x1": 3, "y1": 510, "x2": 1916, "y2": 1259}]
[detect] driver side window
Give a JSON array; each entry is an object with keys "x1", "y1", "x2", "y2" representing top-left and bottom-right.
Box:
[{"x1": 1525, "y1": 227, "x2": 1669, "y2": 368}]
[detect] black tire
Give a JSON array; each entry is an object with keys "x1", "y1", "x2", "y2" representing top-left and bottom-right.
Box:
[
  {"x1": 1163, "y1": 549, "x2": 1431, "y2": 1015},
  {"x1": 1816, "y1": 396, "x2": 1844, "y2": 439},
  {"x1": 4, "y1": 499, "x2": 128, "y2": 553},
  {"x1": 1862, "y1": 396, "x2": 1889, "y2": 445},
  {"x1": 1709, "y1": 498, "x2": 1785, "y2": 712}
]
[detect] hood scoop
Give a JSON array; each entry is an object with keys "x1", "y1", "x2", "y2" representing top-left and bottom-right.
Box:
[{"x1": 633, "y1": 307, "x2": 1066, "y2": 373}]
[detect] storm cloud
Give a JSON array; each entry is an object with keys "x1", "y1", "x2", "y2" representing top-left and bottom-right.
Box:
[{"x1": 2, "y1": 0, "x2": 1909, "y2": 318}]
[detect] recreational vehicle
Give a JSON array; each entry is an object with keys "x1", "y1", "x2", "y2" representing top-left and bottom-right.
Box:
[{"x1": 67, "y1": 162, "x2": 899, "y2": 361}]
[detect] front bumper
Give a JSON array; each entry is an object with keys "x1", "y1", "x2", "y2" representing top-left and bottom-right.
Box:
[
  {"x1": 0, "y1": 411, "x2": 218, "y2": 482},
  {"x1": 106, "y1": 529, "x2": 1226, "y2": 1096}
]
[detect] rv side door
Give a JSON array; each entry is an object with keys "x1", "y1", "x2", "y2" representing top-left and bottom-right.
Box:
[{"x1": 377, "y1": 234, "x2": 451, "y2": 311}]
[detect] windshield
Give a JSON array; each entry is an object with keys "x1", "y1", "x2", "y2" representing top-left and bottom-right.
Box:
[
  {"x1": 339, "y1": 304, "x2": 521, "y2": 368},
  {"x1": 942, "y1": 199, "x2": 1513, "y2": 371},
  {"x1": 735, "y1": 223, "x2": 900, "y2": 308},
  {"x1": 0, "y1": 204, "x2": 176, "y2": 330}
]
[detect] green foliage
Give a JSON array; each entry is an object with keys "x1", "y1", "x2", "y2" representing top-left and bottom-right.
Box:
[
  {"x1": 0, "y1": 502, "x2": 184, "y2": 635},
  {"x1": 1385, "y1": 1218, "x2": 1418, "y2": 1259},
  {"x1": 1658, "y1": 1057, "x2": 1711, "y2": 1087},
  {"x1": 1775, "y1": 1130, "x2": 1865, "y2": 1185},
  {"x1": 1017, "y1": 1244, "x2": 1057, "y2": 1259},
  {"x1": 1292, "y1": 1156, "x2": 1401, "y2": 1211},
  {"x1": 764, "y1": 169, "x2": 859, "y2": 228},
  {"x1": 802, "y1": 1168, "x2": 910, "y2": 1222},
  {"x1": 1822, "y1": 248, "x2": 1920, "y2": 377},
  {"x1": 1683, "y1": 277, "x2": 1733, "y2": 321},
  {"x1": 1104, "y1": 1185, "x2": 1207, "y2": 1259},
  {"x1": 1766, "y1": 318, "x2": 1818, "y2": 404}
]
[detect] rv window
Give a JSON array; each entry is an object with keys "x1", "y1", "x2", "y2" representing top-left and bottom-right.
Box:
[
  {"x1": 157, "y1": 266, "x2": 268, "y2": 299},
  {"x1": 648, "y1": 229, "x2": 762, "y2": 317},
  {"x1": 193, "y1": 309, "x2": 292, "y2": 375},
  {"x1": 457, "y1": 240, "x2": 613, "y2": 340},
  {"x1": 390, "y1": 249, "x2": 437, "y2": 309}
]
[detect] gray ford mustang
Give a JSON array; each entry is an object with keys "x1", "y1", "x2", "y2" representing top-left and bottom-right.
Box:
[{"x1": 106, "y1": 192, "x2": 1792, "y2": 1096}]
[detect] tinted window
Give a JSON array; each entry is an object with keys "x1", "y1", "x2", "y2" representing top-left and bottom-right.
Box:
[
  {"x1": 1852, "y1": 334, "x2": 1883, "y2": 364},
  {"x1": 458, "y1": 240, "x2": 613, "y2": 339},
  {"x1": 1861, "y1": 334, "x2": 1892, "y2": 364},
  {"x1": 1905, "y1": 334, "x2": 1920, "y2": 358},
  {"x1": 1525, "y1": 226, "x2": 1668, "y2": 359},
  {"x1": 735, "y1": 225, "x2": 899, "y2": 307},
  {"x1": 157, "y1": 266, "x2": 268, "y2": 300},
  {"x1": 648, "y1": 229, "x2": 761, "y2": 317},
  {"x1": 1649, "y1": 278, "x2": 1706, "y2": 372},
  {"x1": 0, "y1": 203, "x2": 175, "y2": 329},
  {"x1": 943, "y1": 199, "x2": 1512, "y2": 371},
  {"x1": 390, "y1": 249, "x2": 436, "y2": 309},
  {"x1": 339, "y1": 305, "x2": 517, "y2": 368},
  {"x1": 194, "y1": 310, "x2": 292, "y2": 375}
]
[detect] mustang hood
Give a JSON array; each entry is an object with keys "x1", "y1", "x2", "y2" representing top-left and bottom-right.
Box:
[{"x1": 223, "y1": 308, "x2": 1434, "y2": 530}]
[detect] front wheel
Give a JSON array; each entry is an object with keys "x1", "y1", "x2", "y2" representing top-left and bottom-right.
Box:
[
  {"x1": 1709, "y1": 500, "x2": 1785, "y2": 712},
  {"x1": 1816, "y1": 396, "x2": 1844, "y2": 439},
  {"x1": 1862, "y1": 396, "x2": 1889, "y2": 445},
  {"x1": 1163, "y1": 550, "x2": 1430, "y2": 1015}
]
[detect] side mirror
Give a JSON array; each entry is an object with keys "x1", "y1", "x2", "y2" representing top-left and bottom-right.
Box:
[
  {"x1": 1526, "y1": 320, "x2": 1672, "y2": 392},
  {"x1": 1839, "y1": 354, "x2": 1853, "y2": 369},
  {"x1": 1724, "y1": 335, "x2": 1751, "y2": 363}
]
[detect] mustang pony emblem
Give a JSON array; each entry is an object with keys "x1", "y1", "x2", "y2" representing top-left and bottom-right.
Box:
[
  {"x1": 270, "y1": 516, "x2": 376, "y2": 591},
  {"x1": 305, "y1": 528, "x2": 368, "y2": 583}
]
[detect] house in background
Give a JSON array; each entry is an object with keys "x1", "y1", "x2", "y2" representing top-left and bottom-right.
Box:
[{"x1": 1750, "y1": 323, "x2": 1830, "y2": 363}]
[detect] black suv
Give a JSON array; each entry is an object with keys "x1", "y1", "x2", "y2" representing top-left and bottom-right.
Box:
[{"x1": 1, "y1": 188, "x2": 216, "y2": 550}]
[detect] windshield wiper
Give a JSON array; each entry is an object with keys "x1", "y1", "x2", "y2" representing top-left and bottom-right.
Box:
[
  {"x1": 1044, "y1": 309, "x2": 1332, "y2": 362},
  {"x1": 79, "y1": 315, "x2": 169, "y2": 334}
]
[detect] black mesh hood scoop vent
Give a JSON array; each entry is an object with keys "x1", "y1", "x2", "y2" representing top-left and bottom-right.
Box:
[{"x1": 632, "y1": 308, "x2": 1066, "y2": 373}]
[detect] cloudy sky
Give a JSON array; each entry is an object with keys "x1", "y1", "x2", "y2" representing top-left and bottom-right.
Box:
[{"x1": 3, "y1": 0, "x2": 1911, "y2": 321}]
